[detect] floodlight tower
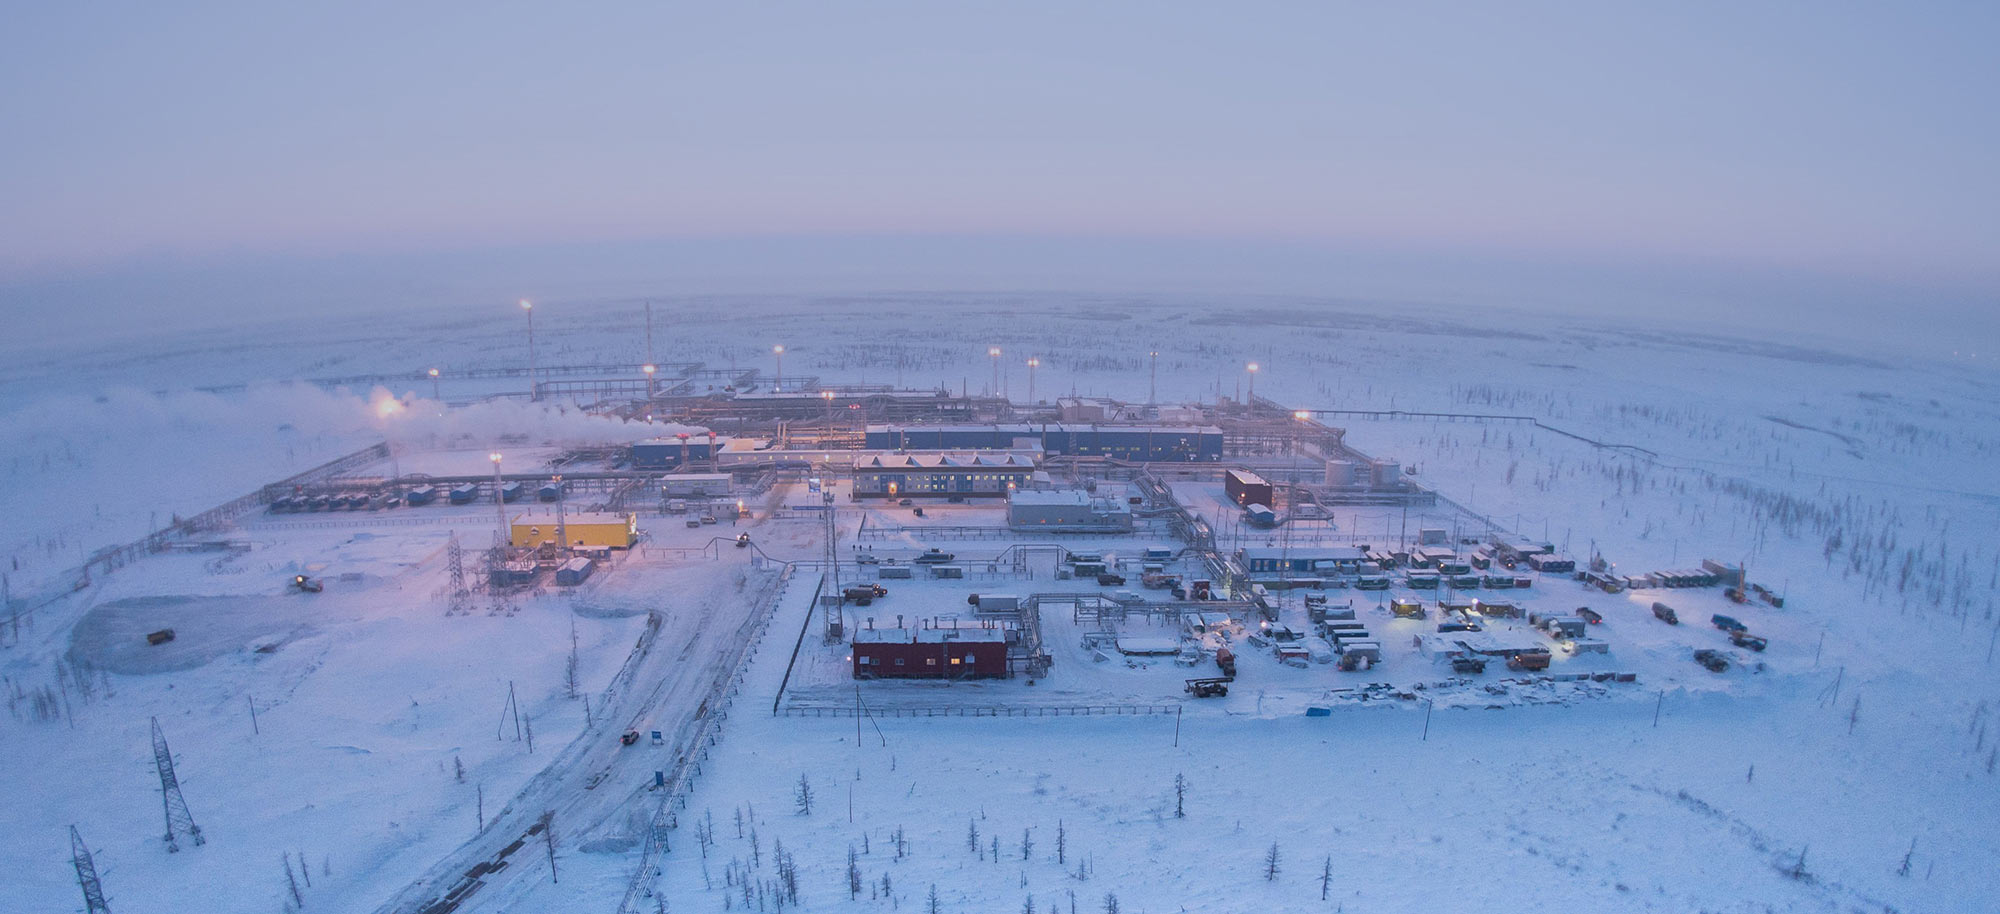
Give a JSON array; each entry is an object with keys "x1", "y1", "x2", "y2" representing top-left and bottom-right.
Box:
[
  {"x1": 822, "y1": 389, "x2": 835, "y2": 424},
  {"x1": 1148, "y1": 351, "x2": 1158, "y2": 405},
  {"x1": 428, "y1": 367, "x2": 440, "y2": 400},
  {"x1": 643, "y1": 363, "x2": 657, "y2": 399},
  {"x1": 519, "y1": 299, "x2": 538, "y2": 401},
  {"x1": 988, "y1": 348, "x2": 1001, "y2": 398},
  {"x1": 1245, "y1": 362, "x2": 1259, "y2": 407},
  {"x1": 1026, "y1": 357, "x2": 1040, "y2": 405},
  {"x1": 772, "y1": 344, "x2": 785, "y2": 392},
  {"x1": 490, "y1": 453, "x2": 507, "y2": 541}
]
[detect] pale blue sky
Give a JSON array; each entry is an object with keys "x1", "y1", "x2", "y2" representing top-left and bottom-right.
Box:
[{"x1": 2, "y1": 2, "x2": 1996, "y2": 343}]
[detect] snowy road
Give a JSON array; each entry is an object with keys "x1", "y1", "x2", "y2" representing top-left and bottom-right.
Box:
[{"x1": 366, "y1": 551, "x2": 790, "y2": 914}]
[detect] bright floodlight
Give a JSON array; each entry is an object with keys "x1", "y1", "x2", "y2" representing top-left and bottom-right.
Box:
[
  {"x1": 822, "y1": 390, "x2": 835, "y2": 399},
  {"x1": 428, "y1": 368, "x2": 439, "y2": 377},
  {"x1": 1247, "y1": 362, "x2": 1259, "y2": 372},
  {"x1": 489, "y1": 452, "x2": 502, "y2": 463},
  {"x1": 519, "y1": 299, "x2": 532, "y2": 310},
  {"x1": 1027, "y1": 357, "x2": 1040, "y2": 367},
  {"x1": 1294, "y1": 410, "x2": 1310, "y2": 420},
  {"x1": 642, "y1": 364, "x2": 656, "y2": 374},
  {"x1": 988, "y1": 347, "x2": 1002, "y2": 357},
  {"x1": 773, "y1": 344, "x2": 785, "y2": 354}
]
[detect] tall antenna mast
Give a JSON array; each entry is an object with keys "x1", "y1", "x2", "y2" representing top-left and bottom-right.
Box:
[
  {"x1": 70, "y1": 825, "x2": 112, "y2": 914},
  {"x1": 644, "y1": 301, "x2": 655, "y2": 367},
  {"x1": 151, "y1": 716, "x2": 204, "y2": 851}
]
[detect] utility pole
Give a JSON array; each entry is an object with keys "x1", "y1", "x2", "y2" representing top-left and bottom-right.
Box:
[
  {"x1": 151, "y1": 717, "x2": 204, "y2": 851},
  {"x1": 70, "y1": 825, "x2": 112, "y2": 914},
  {"x1": 1148, "y1": 351, "x2": 1157, "y2": 405},
  {"x1": 1027, "y1": 357, "x2": 1039, "y2": 406},
  {"x1": 988, "y1": 347, "x2": 1002, "y2": 398}
]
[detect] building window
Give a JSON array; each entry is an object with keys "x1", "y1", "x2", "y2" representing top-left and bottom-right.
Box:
[{"x1": 894, "y1": 658, "x2": 905, "y2": 667}]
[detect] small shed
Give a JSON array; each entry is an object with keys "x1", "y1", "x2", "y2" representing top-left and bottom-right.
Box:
[{"x1": 555, "y1": 556, "x2": 595, "y2": 586}]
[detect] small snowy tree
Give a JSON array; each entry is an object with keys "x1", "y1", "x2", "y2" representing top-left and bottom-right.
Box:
[
  {"x1": 795, "y1": 773, "x2": 814, "y2": 815},
  {"x1": 1173, "y1": 773, "x2": 1186, "y2": 819},
  {"x1": 1264, "y1": 842, "x2": 1281, "y2": 881}
]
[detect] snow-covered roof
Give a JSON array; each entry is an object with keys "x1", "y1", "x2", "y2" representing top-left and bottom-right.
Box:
[
  {"x1": 853, "y1": 627, "x2": 1006, "y2": 644},
  {"x1": 510, "y1": 512, "x2": 633, "y2": 526},
  {"x1": 1238, "y1": 546, "x2": 1368, "y2": 563},
  {"x1": 853, "y1": 451, "x2": 1040, "y2": 470}
]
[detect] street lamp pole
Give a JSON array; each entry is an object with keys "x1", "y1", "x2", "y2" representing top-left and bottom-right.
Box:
[
  {"x1": 988, "y1": 348, "x2": 1001, "y2": 398},
  {"x1": 520, "y1": 300, "x2": 538, "y2": 401},
  {"x1": 773, "y1": 345, "x2": 785, "y2": 392},
  {"x1": 429, "y1": 367, "x2": 440, "y2": 401},
  {"x1": 1246, "y1": 362, "x2": 1259, "y2": 407},
  {"x1": 1026, "y1": 357, "x2": 1039, "y2": 405},
  {"x1": 643, "y1": 364, "x2": 657, "y2": 400},
  {"x1": 1149, "y1": 351, "x2": 1158, "y2": 405}
]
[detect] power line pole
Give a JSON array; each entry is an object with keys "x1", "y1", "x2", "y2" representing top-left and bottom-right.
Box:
[
  {"x1": 150, "y1": 717, "x2": 203, "y2": 851},
  {"x1": 70, "y1": 825, "x2": 112, "y2": 914}
]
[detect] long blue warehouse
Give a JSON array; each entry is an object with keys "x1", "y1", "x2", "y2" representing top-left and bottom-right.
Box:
[{"x1": 864, "y1": 424, "x2": 1223, "y2": 462}]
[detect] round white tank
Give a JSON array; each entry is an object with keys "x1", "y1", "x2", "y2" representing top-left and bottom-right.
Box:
[{"x1": 1371, "y1": 461, "x2": 1402, "y2": 487}]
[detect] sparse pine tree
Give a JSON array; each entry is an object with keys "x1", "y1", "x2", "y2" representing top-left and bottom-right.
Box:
[
  {"x1": 1021, "y1": 827, "x2": 1033, "y2": 861},
  {"x1": 927, "y1": 883, "x2": 941, "y2": 914},
  {"x1": 1173, "y1": 773, "x2": 1186, "y2": 818},
  {"x1": 992, "y1": 835, "x2": 999, "y2": 864},
  {"x1": 1102, "y1": 892, "x2": 1119, "y2": 914},
  {"x1": 454, "y1": 755, "x2": 465, "y2": 783},
  {"x1": 1264, "y1": 842, "x2": 1281, "y2": 881},
  {"x1": 969, "y1": 819, "x2": 980, "y2": 854},
  {"x1": 848, "y1": 845, "x2": 862, "y2": 898},
  {"x1": 795, "y1": 774, "x2": 814, "y2": 815},
  {"x1": 1320, "y1": 855, "x2": 1332, "y2": 900},
  {"x1": 1024, "y1": 895, "x2": 1036, "y2": 914},
  {"x1": 1056, "y1": 819, "x2": 1066, "y2": 865}
]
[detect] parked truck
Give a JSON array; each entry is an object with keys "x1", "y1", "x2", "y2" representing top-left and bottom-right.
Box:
[
  {"x1": 1214, "y1": 646, "x2": 1237, "y2": 678},
  {"x1": 1507, "y1": 649, "x2": 1552, "y2": 672},
  {"x1": 1652, "y1": 602, "x2": 1679, "y2": 625},
  {"x1": 1729, "y1": 631, "x2": 1768, "y2": 652},
  {"x1": 1711, "y1": 613, "x2": 1747, "y2": 633}
]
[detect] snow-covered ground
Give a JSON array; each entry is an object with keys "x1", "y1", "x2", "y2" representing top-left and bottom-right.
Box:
[{"x1": 3, "y1": 295, "x2": 1995, "y2": 913}]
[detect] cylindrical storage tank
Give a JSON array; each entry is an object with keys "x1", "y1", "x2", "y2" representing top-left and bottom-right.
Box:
[
  {"x1": 1325, "y1": 460, "x2": 1356, "y2": 486},
  {"x1": 1371, "y1": 461, "x2": 1401, "y2": 487}
]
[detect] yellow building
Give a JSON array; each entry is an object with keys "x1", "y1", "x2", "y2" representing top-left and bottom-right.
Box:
[{"x1": 510, "y1": 512, "x2": 637, "y2": 549}]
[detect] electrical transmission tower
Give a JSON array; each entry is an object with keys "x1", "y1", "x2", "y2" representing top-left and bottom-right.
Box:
[
  {"x1": 150, "y1": 717, "x2": 203, "y2": 851},
  {"x1": 70, "y1": 825, "x2": 112, "y2": 914},
  {"x1": 447, "y1": 532, "x2": 469, "y2": 614}
]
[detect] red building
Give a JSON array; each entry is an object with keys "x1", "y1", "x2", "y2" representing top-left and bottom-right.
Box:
[
  {"x1": 852, "y1": 627, "x2": 1009, "y2": 679},
  {"x1": 1225, "y1": 469, "x2": 1273, "y2": 507}
]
